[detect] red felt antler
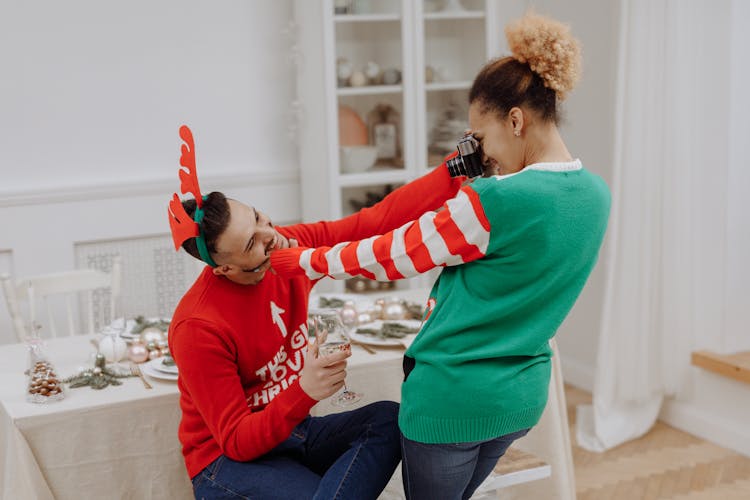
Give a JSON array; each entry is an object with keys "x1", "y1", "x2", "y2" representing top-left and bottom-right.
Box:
[
  {"x1": 168, "y1": 193, "x2": 200, "y2": 250},
  {"x1": 178, "y1": 125, "x2": 203, "y2": 207}
]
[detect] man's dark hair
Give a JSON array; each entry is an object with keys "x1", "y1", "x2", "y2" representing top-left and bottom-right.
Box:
[{"x1": 180, "y1": 191, "x2": 231, "y2": 262}]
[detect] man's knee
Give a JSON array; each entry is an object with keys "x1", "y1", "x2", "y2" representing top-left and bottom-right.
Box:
[{"x1": 369, "y1": 400, "x2": 399, "y2": 424}]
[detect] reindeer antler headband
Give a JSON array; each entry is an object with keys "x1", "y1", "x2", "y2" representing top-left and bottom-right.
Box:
[{"x1": 167, "y1": 125, "x2": 218, "y2": 267}]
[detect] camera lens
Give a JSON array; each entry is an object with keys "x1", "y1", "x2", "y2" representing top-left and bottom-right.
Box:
[{"x1": 446, "y1": 135, "x2": 484, "y2": 178}]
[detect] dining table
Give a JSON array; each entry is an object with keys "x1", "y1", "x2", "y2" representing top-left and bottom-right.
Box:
[{"x1": 0, "y1": 289, "x2": 575, "y2": 500}]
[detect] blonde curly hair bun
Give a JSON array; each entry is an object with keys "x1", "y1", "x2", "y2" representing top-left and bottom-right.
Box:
[{"x1": 505, "y1": 12, "x2": 581, "y2": 99}]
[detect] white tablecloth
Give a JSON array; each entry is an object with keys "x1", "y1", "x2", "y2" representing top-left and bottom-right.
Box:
[
  {"x1": 0, "y1": 333, "x2": 411, "y2": 500},
  {"x1": 0, "y1": 289, "x2": 575, "y2": 500}
]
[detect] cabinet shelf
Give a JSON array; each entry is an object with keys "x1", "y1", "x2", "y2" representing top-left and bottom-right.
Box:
[
  {"x1": 425, "y1": 81, "x2": 472, "y2": 92},
  {"x1": 424, "y1": 11, "x2": 485, "y2": 20},
  {"x1": 334, "y1": 14, "x2": 401, "y2": 23},
  {"x1": 338, "y1": 168, "x2": 412, "y2": 188},
  {"x1": 337, "y1": 85, "x2": 403, "y2": 97}
]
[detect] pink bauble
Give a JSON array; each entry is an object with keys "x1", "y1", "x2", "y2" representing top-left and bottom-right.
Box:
[{"x1": 127, "y1": 344, "x2": 149, "y2": 363}]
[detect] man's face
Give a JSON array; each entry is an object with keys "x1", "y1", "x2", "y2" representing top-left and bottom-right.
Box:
[{"x1": 211, "y1": 199, "x2": 291, "y2": 285}]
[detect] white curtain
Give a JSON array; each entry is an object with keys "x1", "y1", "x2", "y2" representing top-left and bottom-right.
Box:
[{"x1": 577, "y1": 0, "x2": 750, "y2": 452}]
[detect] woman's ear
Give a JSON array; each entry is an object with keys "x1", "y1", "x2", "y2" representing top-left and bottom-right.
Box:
[{"x1": 509, "y1": 107, "x2": 525, "y2": 135}]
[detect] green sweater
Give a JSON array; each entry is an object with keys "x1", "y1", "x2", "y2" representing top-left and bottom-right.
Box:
[
  {"x1": 401, "y1": 162, "x2": 610, "y2": 442},
  {"x1": 272, "y1": 160, "x2": 611, "y2": 443}
]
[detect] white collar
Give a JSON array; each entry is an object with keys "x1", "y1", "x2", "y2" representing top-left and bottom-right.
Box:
[
  {"x1": 490, "y1": 159, "x2": 582, "y2": 180},
  {"x1": 524, "y1": 159, "x2": 582, "y2": 172}
]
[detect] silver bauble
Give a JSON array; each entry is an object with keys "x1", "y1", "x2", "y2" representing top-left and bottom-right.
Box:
[
  {"x1": 357, "y1": 311, "x2": 373, "y2": 325},
  {"x1": 340, "y1": 302, "x2": 358, "y2": 328},
  {"x1": 383, "y1": 299, "x2": 406, "y2": 320},
  {"x1": 140, "y1": 328, "x2": 164, "y2": 345}
]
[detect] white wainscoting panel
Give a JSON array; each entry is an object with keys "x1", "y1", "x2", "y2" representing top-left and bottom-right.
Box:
[{"x1": 74, "y1": 235, "x2": 201, "y2": 322}]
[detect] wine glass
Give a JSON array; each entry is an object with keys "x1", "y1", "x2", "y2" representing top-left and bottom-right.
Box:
[{"x1": 310, "y1": 309, "x2": 363, "y2": 407}]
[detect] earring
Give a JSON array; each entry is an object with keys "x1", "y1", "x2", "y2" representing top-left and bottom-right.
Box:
[{"x1": 514, "y1": 130, "x2": 521, "y2": 137}]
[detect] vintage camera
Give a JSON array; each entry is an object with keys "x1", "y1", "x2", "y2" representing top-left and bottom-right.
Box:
[{"x1": 446, "y1": 134, "x2": 485, "y2": 178}]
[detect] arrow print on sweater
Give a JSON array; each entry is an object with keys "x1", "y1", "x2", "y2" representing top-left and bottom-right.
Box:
[{"x1": 270, "y1": 301, "x2": 288, "y2": 338}]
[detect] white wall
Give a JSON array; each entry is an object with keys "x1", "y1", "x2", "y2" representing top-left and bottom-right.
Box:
[
  {"x1": 0, "y1": 0, "x2": 298, "y2": 194},
  {"x1": 0, "y1": 0, "x2": 300, "y2": 344}
]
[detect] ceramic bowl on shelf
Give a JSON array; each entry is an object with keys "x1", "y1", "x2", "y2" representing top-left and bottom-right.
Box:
[{"x1": 340, "y1": 145, "x2": 378, "y2": 173}]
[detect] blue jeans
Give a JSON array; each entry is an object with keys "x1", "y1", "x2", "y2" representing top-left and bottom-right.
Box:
[
  {"x1": 400, "y1": 427, "x2": 531, "y2": 500},
  {"x1": 191, "y1": 401, "x2": 401, "y2": 500}
]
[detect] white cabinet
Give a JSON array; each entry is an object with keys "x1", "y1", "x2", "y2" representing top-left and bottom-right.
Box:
[{"x1": 293, "y1": 0, "x2": 524, "y2": 290}]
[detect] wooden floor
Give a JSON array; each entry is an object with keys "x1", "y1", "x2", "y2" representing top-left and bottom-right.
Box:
[{"x1": 567, "y1": 385, "x2": 750, "y2": 499}]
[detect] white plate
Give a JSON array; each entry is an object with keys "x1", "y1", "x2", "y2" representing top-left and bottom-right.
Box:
[
  {"x1": 350, "y1": 320, "x2": 422, "y2": 346},
  {"x1": 142, "y1": 359, "x2": 178, "y2": 381},
  {"x1": 150, "y1": 356, "x2": 178, "y2": 375}
]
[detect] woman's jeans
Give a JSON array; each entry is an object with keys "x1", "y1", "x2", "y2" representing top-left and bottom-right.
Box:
[
  {"x1": 191, "y1": 401, "x2": 401, "y2": 500},
  {"x1": 401, "y1": 427, "x2": 531, "y2": 500}
]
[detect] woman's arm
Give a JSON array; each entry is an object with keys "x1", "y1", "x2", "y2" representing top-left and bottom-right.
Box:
[
  {"x1": 278, "y1": 155, "x2": 464, "y2": 248},
  {"x1": 271, "y1": 185, "x2": 491, "y2": 281}
]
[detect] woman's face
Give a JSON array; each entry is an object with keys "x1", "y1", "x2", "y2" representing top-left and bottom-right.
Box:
[{"x1": 468, "y1": 102, "x2": 522, "y2": 175}]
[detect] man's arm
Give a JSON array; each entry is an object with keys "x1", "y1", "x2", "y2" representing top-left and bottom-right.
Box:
[
  {"x1": 278, "y1": 155, "x2": 464, "y2": 248},
  {"x1": 271, "y1": 185, "x2": 491, "y2": 281}
]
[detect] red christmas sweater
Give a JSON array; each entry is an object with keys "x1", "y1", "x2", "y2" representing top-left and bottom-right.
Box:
[{"x1": 168, "y1": 161, "x2": 463, "y2": 479}]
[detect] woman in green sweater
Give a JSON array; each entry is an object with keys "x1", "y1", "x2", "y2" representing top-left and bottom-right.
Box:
[{"x1": 272, "y1": 12, "x2": 610, "y2": 500}]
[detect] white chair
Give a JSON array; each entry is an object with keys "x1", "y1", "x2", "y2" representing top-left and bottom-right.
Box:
[{"x1": 1, "y1": 256, "x2": 122, "y2": 341}]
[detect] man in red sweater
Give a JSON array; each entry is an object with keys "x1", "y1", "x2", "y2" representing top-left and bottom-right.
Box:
[{"x1": 167, "y1": 128, "x2": 464, "y2": 499}]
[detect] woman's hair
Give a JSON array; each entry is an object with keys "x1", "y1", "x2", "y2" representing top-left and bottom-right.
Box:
[
  {"x1": 180, "y1": 191, "x2": 231, "y2": 262},
  {"x1": 469, "y1": 12, "x2": 581, "y2": 124}
]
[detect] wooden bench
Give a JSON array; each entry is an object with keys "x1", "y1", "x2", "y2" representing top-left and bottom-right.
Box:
[{"x1": 691, "y1": 350, "x2": 750, "y2": 384}]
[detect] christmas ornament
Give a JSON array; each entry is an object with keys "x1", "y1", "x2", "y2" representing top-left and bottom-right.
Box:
[
  {"x1": 26, "y1": 342, "x2": 65, "y2": 403},
  {"x1": 340, "y1": 300, "x2": 358, "y2": 328},
  {"x1": 140, "y1": 329, "x2": 164, "y2": 345},
  {"x1": 357, "y1": 311, "x2": 374, "y2": 324},
  {"x1": 63, "y1": 354, "x2": 131, "y2": 390},
  {"x1": 383, "y1": 299, "x2": 407, "y2": 320},
  {"x1": 99, "y1": 334, "x2": 128, "y2": 363},
  {"x1": 373, "y1": 298, "x2": 386, "y2": 319},
  {"x1": 127, "y1": 343, "x2": 149, "y2": 363}
]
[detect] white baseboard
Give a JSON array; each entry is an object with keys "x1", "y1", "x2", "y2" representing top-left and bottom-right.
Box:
[
  {"x1": 558, "y1": 354, "x2": 595, "y2": 393},
  {"x1": 660, "y1": 399, "x2": 750, "y2": 457}
]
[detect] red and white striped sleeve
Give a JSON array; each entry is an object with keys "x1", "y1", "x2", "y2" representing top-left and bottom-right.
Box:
[{"x1": 271, "y1": 186, "x2": 491, "y2": 281}]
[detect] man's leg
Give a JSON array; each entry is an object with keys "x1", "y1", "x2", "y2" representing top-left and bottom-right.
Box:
[
  {"x1": 301, "y1": 400, "x2": 401, "y2": 500},
  {"x1": 191, "y1": 453, "x2": 321, "y2": 500}
]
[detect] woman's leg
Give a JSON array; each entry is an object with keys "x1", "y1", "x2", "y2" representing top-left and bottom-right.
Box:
[
  {"x1": 400, "y1": 428, "x2": 531, "y2": 500},
  {"x1": 401, "y1": 435, "x2": 481, "y2": 500},
  {"x1": 462, "y1": 428, "x2": 530, "y2": 499}
]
